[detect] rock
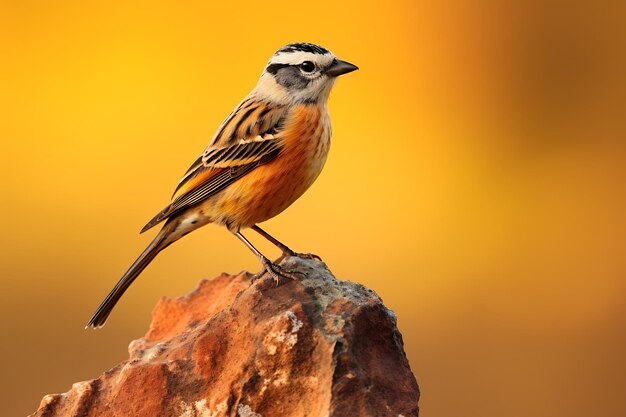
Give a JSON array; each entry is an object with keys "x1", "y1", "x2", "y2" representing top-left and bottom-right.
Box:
[{"x1": 31, "y1": 256, "x2": 420, "y2": 417}]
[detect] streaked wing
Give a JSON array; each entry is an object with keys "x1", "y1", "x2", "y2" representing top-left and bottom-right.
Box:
[
  {"x1": 140, "y1": 101, "x2": 288, "y2": 233},
  {"x1": 172, "y1": 100, "x2": 287, "y2": 199},
  {"x1": 201, "y1": 138, "x2": 282, "y2": 168}
]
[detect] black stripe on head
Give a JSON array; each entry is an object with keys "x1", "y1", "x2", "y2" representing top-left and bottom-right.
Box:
[
  {"x1": 266, "y1": 63, "x2": 289, "y2": 75},
  {"x1": 275, "y1": 43, "x2": 329, "y2": 55}
]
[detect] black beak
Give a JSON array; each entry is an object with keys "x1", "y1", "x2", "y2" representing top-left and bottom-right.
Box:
[{"x1": 326, "y1": 59, "x2": 358, "y2": 77}]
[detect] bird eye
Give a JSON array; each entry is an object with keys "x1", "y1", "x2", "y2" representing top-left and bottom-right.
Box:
[{"x1": 300, "y1": 61, "x2": 315, "y2": 73}]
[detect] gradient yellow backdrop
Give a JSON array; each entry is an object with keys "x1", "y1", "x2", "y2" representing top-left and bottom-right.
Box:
[{"x1": 1, "y1": 1, "x2": 625, "y2": 416}]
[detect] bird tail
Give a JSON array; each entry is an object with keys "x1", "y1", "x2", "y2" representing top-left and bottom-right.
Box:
[{"x1": 85, "y1": 223, "x2": 174, "y2": 329}]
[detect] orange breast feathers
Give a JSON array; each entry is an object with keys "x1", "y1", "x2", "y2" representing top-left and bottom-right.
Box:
[
  {"x1": 262, "y1": 104, "x2": 331, "y2": 191},
  {"x1": 208, "y1": 104, "x2": 332, "y2": 228}
]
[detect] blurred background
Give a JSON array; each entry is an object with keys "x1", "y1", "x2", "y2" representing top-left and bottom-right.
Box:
[{"x1": 1, "y1": 1, "x2": 625, "y2": 416}]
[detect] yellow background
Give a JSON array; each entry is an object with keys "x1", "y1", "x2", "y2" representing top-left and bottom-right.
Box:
[{"x1": 1, "y1": 1, "x2": 625, "y2": 416}]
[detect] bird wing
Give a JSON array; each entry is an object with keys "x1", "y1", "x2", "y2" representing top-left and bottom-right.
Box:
[{"x1": 140, "y1": 102, "x2": 288, "y2": 233}]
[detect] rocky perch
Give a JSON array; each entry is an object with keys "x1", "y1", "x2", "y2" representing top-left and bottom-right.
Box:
[{"x1": 32, "y1": 256, "x2": 419, "y2": 417}]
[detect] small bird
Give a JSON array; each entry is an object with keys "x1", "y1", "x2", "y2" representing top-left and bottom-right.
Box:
[{"x1": 86, "y1": 43, "x2": 357, "y2": 328}]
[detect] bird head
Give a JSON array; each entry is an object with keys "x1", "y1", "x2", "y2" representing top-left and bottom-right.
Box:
[{"x1": 253, "y1": 43, "x2": 358, "y2": 105}]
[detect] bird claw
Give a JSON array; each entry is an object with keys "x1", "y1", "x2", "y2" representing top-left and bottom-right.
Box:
[{"x1": 253, "y1": 257, "x2": 305, "y2": 285}]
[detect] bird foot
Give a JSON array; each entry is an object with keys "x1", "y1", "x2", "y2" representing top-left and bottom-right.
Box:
[{"x1": 252, "y1": 257, "x2": 305, "y2": 284}]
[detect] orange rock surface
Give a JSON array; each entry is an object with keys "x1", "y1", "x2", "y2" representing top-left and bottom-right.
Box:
[{"x1": 31, "y1": 257, "x2": 419, "y2": 417}]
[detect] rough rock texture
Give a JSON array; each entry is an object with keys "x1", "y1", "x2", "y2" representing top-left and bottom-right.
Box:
[{"x1": 32, "y1": 256, "x2": 419, "y2": 417}]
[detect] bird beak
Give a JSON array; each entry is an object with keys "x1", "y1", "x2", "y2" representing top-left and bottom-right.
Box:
[{"x1": 326, "y1": 59, "x2": 359, "y2": 77}]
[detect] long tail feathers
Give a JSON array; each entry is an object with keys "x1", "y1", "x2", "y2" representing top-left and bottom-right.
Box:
[{"x1": 85, "y1": 228, "x2": 172, "y2": 329}]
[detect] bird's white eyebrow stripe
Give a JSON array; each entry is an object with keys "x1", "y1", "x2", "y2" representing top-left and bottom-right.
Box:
[{"x1": 269, "y1": 50, "x2": 332, "y2": 65}]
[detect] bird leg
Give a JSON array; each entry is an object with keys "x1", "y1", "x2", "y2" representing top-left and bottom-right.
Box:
[
  {"x1": 234, "y1": 230, "x2": 303, "y2": 283},
  {"x1": 251, "y1": 225, "x2": 321, "y2": 261}
]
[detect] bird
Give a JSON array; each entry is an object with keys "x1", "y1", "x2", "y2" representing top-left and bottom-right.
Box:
[{"x1": 86, "y1": 42, "x2": 357, "y2": 328}]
